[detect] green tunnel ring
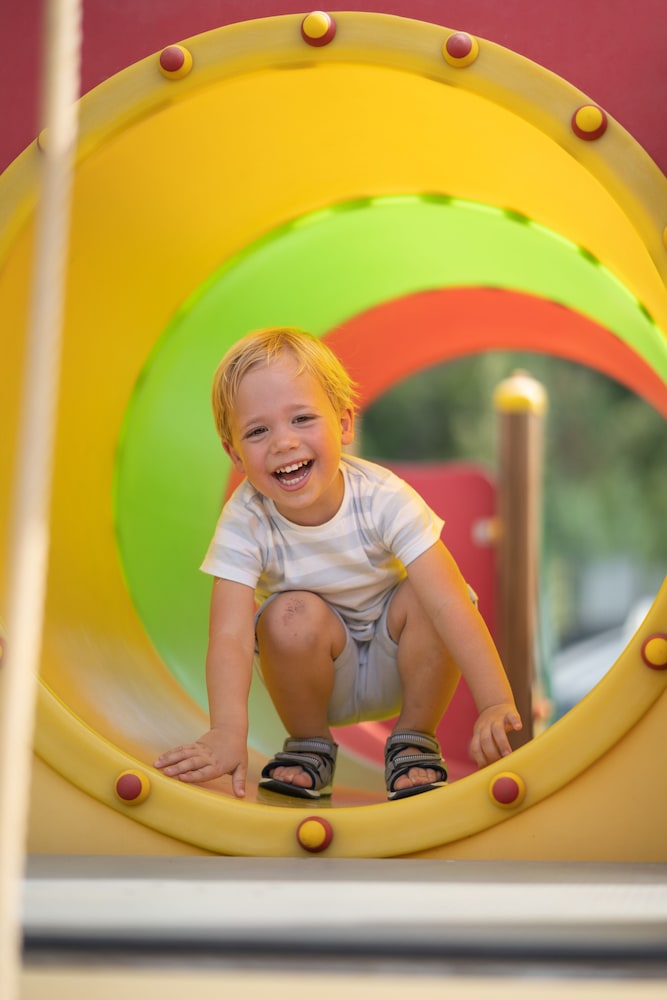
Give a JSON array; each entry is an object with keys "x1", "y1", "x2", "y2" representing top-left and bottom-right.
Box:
[{"x1": 113, "y1": 193, "x2": 664, "y2": 746}]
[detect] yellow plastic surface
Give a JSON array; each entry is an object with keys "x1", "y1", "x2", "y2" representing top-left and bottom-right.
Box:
[{"x1": 1, "y1": 13, "x2": 665, "y2": 858}]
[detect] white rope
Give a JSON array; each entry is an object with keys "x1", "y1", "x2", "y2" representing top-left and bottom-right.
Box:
[{"x1": 0, "y1": 1, "x2": 82, "y2": 996}]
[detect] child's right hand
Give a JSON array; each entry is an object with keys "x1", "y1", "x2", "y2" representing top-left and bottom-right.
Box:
[
  {"x1": 469, "y1": 702, "x2": 523, "y2": 767},
  {"x1": 154, "y1": 728, "x2": 248, "y2": 798}
]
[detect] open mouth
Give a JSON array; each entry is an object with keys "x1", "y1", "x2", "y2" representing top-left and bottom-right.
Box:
[{"x1": 274, "y1": 459, "x2": 313, "y2": 486}]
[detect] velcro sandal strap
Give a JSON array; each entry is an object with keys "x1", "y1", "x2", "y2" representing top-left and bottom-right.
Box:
[
  {"x1": 260, "y1": 737, "x2": 338, "y2": 796},
  {"x1": 384, "y1": 730, "x2": 447, "y2": 793},
  {"x1": 385, "y1": 731, "x2": 441, "y2": 759},
  {"x1": 283, "y1": 737, "x2": 338, "y2": 764}
]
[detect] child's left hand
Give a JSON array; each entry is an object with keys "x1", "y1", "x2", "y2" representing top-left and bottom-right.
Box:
[{"x1": 470, "y1": 702, "x2": 523, "y2": 767}]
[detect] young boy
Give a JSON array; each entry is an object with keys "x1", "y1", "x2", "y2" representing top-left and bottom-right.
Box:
[{"x1": 155, "y1": 327, "x2": 522, "y2": 800}]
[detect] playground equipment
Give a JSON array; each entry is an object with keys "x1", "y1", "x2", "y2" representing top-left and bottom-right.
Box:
[
  {"x1": 493, "y1": 370, "x2": 548, "y2": 746},
  {"x1": 0, "y1": 12, "x2": 666, "y2": 859}
]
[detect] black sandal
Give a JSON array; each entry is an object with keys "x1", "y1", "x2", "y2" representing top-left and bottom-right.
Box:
[
  {"x1": 259, "y1": 737, "x2": 338, "y2": 799},
  {"x1": 385, "y1": 730, "x2": 447, "y2": 800}
]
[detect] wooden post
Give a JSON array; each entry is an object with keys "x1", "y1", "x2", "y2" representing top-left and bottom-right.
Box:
[
  {"x1": 493, "y1": 370, "x2": 547, "y2": 748},
  {"x1": 0, "y1": 3, "x2": 81, "y2": 998}
]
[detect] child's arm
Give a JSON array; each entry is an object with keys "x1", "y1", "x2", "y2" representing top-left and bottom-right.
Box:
[
  {"x1": 154, "y1": 578, "x2": 256, "y2": 797},
  {"x1": 406, "y1": 541, "x2": 523, "y2": 766}
]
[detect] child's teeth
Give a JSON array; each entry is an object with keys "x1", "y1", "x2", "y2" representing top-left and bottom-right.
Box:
[{"x1": 275, "y1": 460, "x2": 310, "y2": 484}]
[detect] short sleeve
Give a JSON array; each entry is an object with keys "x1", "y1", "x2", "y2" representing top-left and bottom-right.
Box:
[
  {"x1": 200, "y1": 489, "x2": 265, "y2": 588},
  {"x1": 373, "y1": 471, "x2": 444, "y2": 567}
]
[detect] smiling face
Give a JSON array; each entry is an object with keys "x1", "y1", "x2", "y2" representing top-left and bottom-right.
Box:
[{"x1": 223, "y1": 351, "x2": 355, "y2": 526}]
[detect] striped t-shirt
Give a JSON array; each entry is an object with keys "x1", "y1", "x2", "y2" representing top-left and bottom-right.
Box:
[{"x1": 201, "y1": 454, "x2": 444, "y2": 642}]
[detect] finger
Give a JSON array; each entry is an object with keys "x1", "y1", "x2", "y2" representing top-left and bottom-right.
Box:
[
  {"x1": 154, "y1": 744, "x2": 201, "y2": 768},
  {"x1": 231, "y1": 762, "x2": 247, "y2": 799},
  {"x1": 474, "y1": 726, "x2": 507, "y2": 766},
  {"x1": 492, "y1": 718, "x2": 520, "y2": 759},
  {"x1": 470, "y1": 741, "x2": 489, "y2": 769},
  {"x1": 177, "y1": 765, "x2": 216, "y2": 783},
  {"x1": 507, "y1": 711, "x2": 523, "y2": 732},
  {"x1": 159, "y1": 754, "x2": 211, "y2": 778},
  {"x1": 482, "y1": 736, "x2": 502, "y2": 764},
  {"x1": 469, "y1": 732, "x2": 484, "y2": 767}
]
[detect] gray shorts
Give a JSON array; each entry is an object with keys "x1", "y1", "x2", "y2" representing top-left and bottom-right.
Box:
[{"x1": 254, "y1": 589, "x2": 402, "y2": 727}]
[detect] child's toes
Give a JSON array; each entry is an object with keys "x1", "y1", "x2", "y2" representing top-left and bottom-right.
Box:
[{"x1": 272, "y1": 764, "x2": 312, "y2": 788}]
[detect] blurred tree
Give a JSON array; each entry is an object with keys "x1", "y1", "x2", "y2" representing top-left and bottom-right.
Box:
[{"x1": 360, "y1": 351, "x2": 666, "y2": 646}]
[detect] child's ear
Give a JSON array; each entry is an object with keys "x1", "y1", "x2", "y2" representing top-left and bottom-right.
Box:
[
  {"x1": 340, "y1": 408, "x2": 355, "y2": 446},
  {"x1": 222, "y1": 439, "x2": 245, "y2": 473}
]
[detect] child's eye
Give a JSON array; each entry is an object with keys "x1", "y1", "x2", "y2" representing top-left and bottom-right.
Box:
[
  {"x1": 245, "y1": 426, "x2": 267, "y2": 439},
  {"x1": 294, "y1": 414, "x2": 315, "y2": 424}
]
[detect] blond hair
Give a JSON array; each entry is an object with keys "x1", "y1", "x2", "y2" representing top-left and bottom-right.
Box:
[{"x1": 211, "y1": 327, "x2": 358, "y2": 444}]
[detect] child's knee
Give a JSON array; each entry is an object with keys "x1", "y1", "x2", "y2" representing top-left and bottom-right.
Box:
[{"x1": 258, "y1": 591, "x2": 328, "y2": 650}]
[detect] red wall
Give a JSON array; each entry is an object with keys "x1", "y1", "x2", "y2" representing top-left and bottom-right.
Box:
[{"x1": 1, "y1": 1, "x2": 665, "y2": 175}]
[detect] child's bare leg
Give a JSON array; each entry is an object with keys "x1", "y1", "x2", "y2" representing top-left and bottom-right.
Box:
[
  {"x1": 387, "y1": 579, "x2": 460, "y2": 791},
  {"x1": 256, "y1": 591, "x2": 345, "y2": 789}
]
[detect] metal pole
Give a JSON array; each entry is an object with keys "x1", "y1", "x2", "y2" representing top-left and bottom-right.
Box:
[
  {"x1": 0, "y1": 2, "x2": 82, "y2": 996},
  {"x1": 493, "y1": 370, "x2": 547, "y2": 748}
]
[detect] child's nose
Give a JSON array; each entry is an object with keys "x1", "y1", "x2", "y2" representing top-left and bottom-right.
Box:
[{"x1": 272, "y1": 427, "x2": 299, "y2": 452}]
